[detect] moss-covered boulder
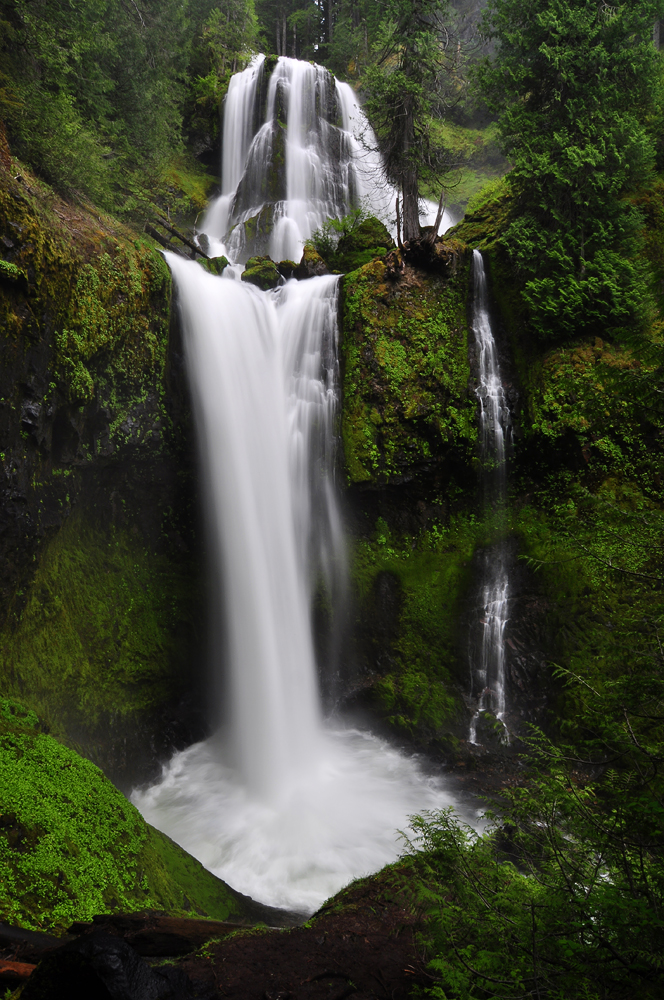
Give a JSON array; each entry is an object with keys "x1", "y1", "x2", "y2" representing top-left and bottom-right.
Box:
[
  {"x1": 276, "y1": 259, "x2": 298, "y2": 280},
  {"x1": 0, "y1": 700, "x2": 258, "y2": 933},
  {"x1": 241, "y1": 255, "x2": 281, "y2": 290},
  {"x1": 294, "y1": 243, "x2": 329, "y2": 279},
  {"x1": 199, "y1": 255, "x2": 229, "y2": 276},
  {"x1": 335, "y1": 217, "x2": 394, "y2": 273}
]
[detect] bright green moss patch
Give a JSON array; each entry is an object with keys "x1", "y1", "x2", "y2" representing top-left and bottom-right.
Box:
[
  {"x1": 0, "y1": 510, "x2": 199, "y2": 741},
  {"x1": 0, "y1": 699, "x2": 245, "y2": 931},
  {"x1": 241, "y1": 255, "x2": 281, "y2": 290},
  {"x1": 340, "y1": 254, "x2": 476, "y2": 485},
  {"x1": 0, "y1": 258, "x2": 27, "y2": 286},
  {"x1": 0, "y1": 170, "x2": 172, "y2": 432}
]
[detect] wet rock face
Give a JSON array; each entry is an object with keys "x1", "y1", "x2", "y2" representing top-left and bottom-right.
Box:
[
  {"x1": 0, "y1": 169, "x2": 206, "y2": 787},
  {"x1": 337, "y1": 250, "x2": 555, "y2": 752}
]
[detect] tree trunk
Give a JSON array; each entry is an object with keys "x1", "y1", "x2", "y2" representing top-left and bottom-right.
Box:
[
  {"x1": 401, "y1": 167, "x2": 420, "y2": 242},
  {"x1": 400, "y1": 100, "x2": 420, "y2": 241}
]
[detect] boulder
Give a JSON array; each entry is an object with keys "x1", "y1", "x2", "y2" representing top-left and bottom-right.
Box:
[
  {"x1": 199, "y1": 255, "x2": 229, "y2": 276},
  {"x1": 19, "y1": 931, "x2": 195, "y2": 1000},
  {"x1": 241, "y1": 255, "x2": 281, "y2": 290},
  {"x1": 294, "y1": 243, "x2": 329, "y2": 279},
  {"x1": 276, "y1": 259, "x2": 298, "y2": 280}
]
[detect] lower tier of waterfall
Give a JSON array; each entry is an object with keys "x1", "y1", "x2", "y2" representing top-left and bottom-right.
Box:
[{"x1": 132, "y1": 256, "x2": 473, "y2": 913}]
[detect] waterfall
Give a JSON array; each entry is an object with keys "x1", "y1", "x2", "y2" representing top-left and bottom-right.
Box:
[
  {"x1": 201, "y1": 56, "x2": 452, "y2": 263},
  {"x1": 132, "y1": 58, "x2": 470, "y2": 914},
  {"x1": 468, "y1": 250, "x2": 512, "y2": 744}
]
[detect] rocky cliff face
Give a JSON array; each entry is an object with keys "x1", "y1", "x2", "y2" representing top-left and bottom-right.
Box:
[
  {"x1": 0, "y1": 164, "x2": 205, "y2": 789},
  {"x1": 336, "y1": 241, "x2": 557, "y2": 756}
]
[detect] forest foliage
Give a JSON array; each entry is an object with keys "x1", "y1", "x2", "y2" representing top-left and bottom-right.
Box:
[
  {"x1": 2, "y1": 1, "x2": 664, "y2": 996},
  {"x1": 0, "y1": 0, "x2": 489, "y2": 218},
  {"x1": 479, "y1": 0, "x2": 664, "y2": 343}
]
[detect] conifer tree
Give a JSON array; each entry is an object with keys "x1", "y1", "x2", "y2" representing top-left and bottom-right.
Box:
[{"x1": 481, "y1": 0, "x2": 664, "y2": 340}]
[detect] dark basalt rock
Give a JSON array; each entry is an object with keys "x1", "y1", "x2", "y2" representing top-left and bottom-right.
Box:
[{"x1": 20, "y1": 932, "x2": 197, "y2": 1000}]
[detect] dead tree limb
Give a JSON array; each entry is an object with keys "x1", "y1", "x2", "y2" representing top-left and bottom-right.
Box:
[
  {"x1": 144, "y1": 223, "x2": 188, "y2": 257},
  {"x1": 426, "y1": 188, "x2": 447, "y2": 247},
  {"x1": 154, "y1": 214, "x2": 209, "y2": 258}
]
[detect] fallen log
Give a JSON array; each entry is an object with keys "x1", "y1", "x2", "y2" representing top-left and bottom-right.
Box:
[
  {"x1": 143, "y1": 223, "x2": 188, "y2": 257},
  {"x1": 154, "y1": 214, "x2": 210, "y2": 259}
]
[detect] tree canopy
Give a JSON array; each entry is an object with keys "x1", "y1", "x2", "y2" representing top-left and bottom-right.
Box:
[
  {"x1": 480, "y1": 0, "x2": 664, "y2": 340},
  {"x1": 363, "y1": 0, "x2": 466, "y2": 241}
]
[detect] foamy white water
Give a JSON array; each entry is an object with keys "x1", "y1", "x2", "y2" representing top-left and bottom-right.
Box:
[
  {"x1": 133, "y1": 59, "x2": 470, "y2": 914},
  {"x1": 134, "y1": 725, "x2": 466, "y2": 913}
]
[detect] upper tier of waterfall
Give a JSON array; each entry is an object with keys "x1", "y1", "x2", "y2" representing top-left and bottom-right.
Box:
[{"x1": 202, "y1": 55, "x2": 451, "y2": 263}]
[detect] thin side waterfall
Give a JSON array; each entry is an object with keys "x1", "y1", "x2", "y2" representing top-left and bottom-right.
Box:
[
  {"x1": 132, "y1": 58, "x2": 469, "y2": 913},
  {"x1": 468, "y1": 250, "x2": 512, "y2": 744}
]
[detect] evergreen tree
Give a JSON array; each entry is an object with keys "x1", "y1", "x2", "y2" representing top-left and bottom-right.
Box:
[
  {"x1": 363, "y1": 0, "x2": 461, "y2": 241},
  {"x1": 480, "y1": 0, "x2": 664, "y2": 340}
]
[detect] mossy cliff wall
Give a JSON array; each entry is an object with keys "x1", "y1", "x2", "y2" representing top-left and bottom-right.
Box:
[
  {"x1": 0, "y1": 699, "x2": 272, "y2": 932},
  {"x1": 338, "y1": 250, "x2": 486, "y2": 747},
  {"x1": 446, "y1": 181, "x2": 664, "y2": 735},
  {"x1": 0, "y1": 164, "x2": 204, "y2": 788}
]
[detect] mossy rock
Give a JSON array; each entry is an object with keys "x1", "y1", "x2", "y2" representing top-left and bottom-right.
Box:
[
  {"x1": 199, "y1": 255, "x2": 228, "y2": 277},
  {"x1": 295, "y1": 243, "x2": 329, "y2": 279},
  {"x1": 0, "y1": 699, "x2": 254, "y2": 932},
  {"x1": 241, "y1": 256, "x2": 281, "y2": 291},
  {"x1": 0, "y1": 509, "x2": 201, "y2": 780},
  {"x1": 349, "y1": 516, "x2": 479, "y2": 739},
  {"x1": 276, "y1": 259, "x2": 298, "y2": 280},
  {"x1": 336, "y1": 217, "x2": 394, "y2": 273},
  {"x1": 340, "y1": 253, "x2": 475, "y2": 485}
]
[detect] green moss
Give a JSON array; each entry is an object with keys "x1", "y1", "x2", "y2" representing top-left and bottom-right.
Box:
[
  {"x1": 340, "y1": 253, "x2": 476, "y2": 485},
  {"x1": 0, "y1": 510, "x2": 199, "y2": 742},
  {"x1": 0, "y1": 258, "x2": 27, "y2": 286},
  {"x1": 511, "y1": 483, "x2": 664, "y2": 730},
  {"x1": 418, "y1": 120, "x2": 508, "y2": 216},
  {"x1": 0, "y1": 700, "x2": 248, "y2": 932},
  {"x1": 351, "y1": 514, "x2": 492, "y2": 737},
  {"x1": 335, "y1": 217, "x2": 394, "y2": 273},
  {"x1": 0, "y1": 170, "x2": 173, "y2": 441},
  {"x1": 200, "y1": 255, "x2": 229, "y2": 276},
  {"x1": 241, "y1": 255, "x2": 281, "y2": 290}
]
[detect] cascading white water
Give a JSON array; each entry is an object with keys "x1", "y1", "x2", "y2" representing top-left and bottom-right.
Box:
[
  {"x1": 468, "y1": 249, "x2": 511, "y2": 744},
  {"x1": 132, "y1": 58, "x2": 471, "y2": 914},
  {"x1": 202, "y1": 56, "x2": 452, "y2": 263}
]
